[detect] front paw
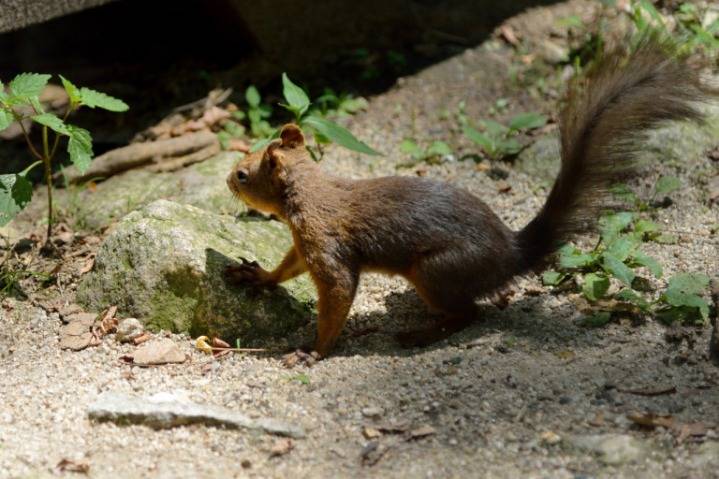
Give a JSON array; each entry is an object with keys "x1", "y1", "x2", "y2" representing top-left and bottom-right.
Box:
[
  {"x1": 225, "y1": 257, "x2": 274, "y2": 288},
  {"x1": 281, "y1": 349, "x2": 321, "y2": 368}
]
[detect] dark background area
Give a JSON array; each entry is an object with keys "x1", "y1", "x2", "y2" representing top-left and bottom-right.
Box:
[{"x1": 0, "y1": 0, "x2": 557, "y2": 174}]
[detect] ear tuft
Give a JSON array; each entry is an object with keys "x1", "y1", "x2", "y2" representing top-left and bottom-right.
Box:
[{"x1": 280, "y1": 124, "x2": 305, "y2": 148}]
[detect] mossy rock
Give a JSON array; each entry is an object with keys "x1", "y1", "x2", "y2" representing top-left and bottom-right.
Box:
[
  {"x1": 76, "y1": 200, "x2": 315, "y2": 347},
  {"x1": 52, "y1": 152, "x2": 246, "y2": 231}
]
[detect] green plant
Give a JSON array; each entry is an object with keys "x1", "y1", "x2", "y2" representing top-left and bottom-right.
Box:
[
  {"x1": 398, "y1": 138, "x2": 452, "y2": 167},
  {"x1": 314, "y1": 88, "x2": 368, "y2": 118},
  {"x1": 543, "y1": 210, "x2": 711, "y2": 325},
  {"x1": 463, "y1": 112, "x2": 547, "y2": 161},
  {"x1": 250, "y1": 74, "x2": 380, "y2": 160},
  {"x1": 0, "y1": 73, "x2": 127, "y2": 240},
  {"x1": 630, "y1": 1, "x2": 718, "y2": 56}
]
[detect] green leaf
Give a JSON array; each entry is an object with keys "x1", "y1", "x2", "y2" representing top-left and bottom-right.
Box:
[
  {"x1": 463, "y1": 126, "x2": 495, "y2": 153},
  {"x1": 599, "y1": 212, "x2": 633, "y2": 243},
  {"x1": 632, "y1": 251, "x2": 662, "y2": 278},
  {"x1": 605, "y1": 236, "x2": 637, "y2": 262},
  {"x1": 245, "y1": 85, "x2": 261, "y2": 108},
  {"x1": 634, "y1": 219, "x2": 659, "y2": 238},
  {"x1": 0, "y1": 173, "x2": 33, "y2": 226},
  {"x1": 615, "y1": 288, "x2": 651, "y2": 312},
  {"x1": 479, "y1": 119, "x2": 508, "y2": 137},
  {"x1": 281, "y1": 73, "x2": 310, "y2": 118},
  {"x1": 302, "y1": 115, "x2": 380, "y2": 156},
  {"x1": 8, "y1": 73, "x2": 51, "y2": 99},
  {"x1": 558, "y1": 244, "x2": 596, "y2": 269},
  {"x1": 400, "y1": 139, "x2": 422, "y2": 157},
  {"x1": 602, "y1": 253, "x2": 635, "y2": 286},
  {"x1": 667, "y1": 272, "x2": 709, "y2": 296},
  {"x1": 508, "y1": 112, "x2": 547, "y2": 131},
  {"x1": 655, "y1": 306, "x2": 703, "y2": 325},
  {"x1": 654, "y1": 175, "x2": 681, "y2": 197},
  {"x1": 79, "y1": 87, "x2": 129, "y2": 112},
  {"x1": 582, "y1": 273, "x2": 610, "y2": 301},
  {"x1": 580, "y1": 311, "x2": 612, "y2": 328},
  {"x1": 32, "y1": 113, "x2": 71, "y2": 136},
  {"x1": 498, "y1": 138, "x2": 522, "y2": 156},
  {"x1": 426, "y1": 141, "x2": 451, "y2": 157},
  {"x1": 542, "y1": 270, "x2": 566, "y2": 286},
  {"x1": 59, "y1": 75, "x2": 81, "y2": 107},
  {"x1": 609, "y1": 183, "x2": 637, "y2": 203},
  {"x1": 67, "y1": 126, "x2": 93, "y2": 173},
  {"x1": 250, "y1": 137, "x2": 274, "y2": 153},
  {"x1": 0, "y1": 108, "x2": 12, "y2": 131},
  {"x1": 653, "y1": 233, "x2": 677, "y2": 244}
]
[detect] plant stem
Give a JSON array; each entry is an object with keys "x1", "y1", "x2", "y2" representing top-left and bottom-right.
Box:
[
  {"x1": 41, "y1": 125, "x2": 53, "y2": 242},
  {"x1": 16, "y1": 117, "x2": 44, "y2": 161},
  {"x1": 49, "y1": 107, "x2": 73, "y2": 159}
]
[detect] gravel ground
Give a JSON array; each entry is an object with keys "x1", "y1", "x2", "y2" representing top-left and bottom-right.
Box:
[{"x1": 2, "y1": 1, "x2": 719, "y2": 477}]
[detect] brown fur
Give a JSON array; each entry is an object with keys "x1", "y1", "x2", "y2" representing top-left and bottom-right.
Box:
[{"x1": 226, "y1": 36, "x2": 717, "y2": 357}]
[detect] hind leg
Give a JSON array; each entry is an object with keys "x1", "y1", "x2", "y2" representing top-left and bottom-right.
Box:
[{"x1": 396, "y1": 252, "x2": 482, "y2": 348}]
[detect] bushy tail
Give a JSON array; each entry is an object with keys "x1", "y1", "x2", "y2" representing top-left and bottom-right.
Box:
[{"x1": 515, "y1": 35, "x2": 716, "y2": 272}]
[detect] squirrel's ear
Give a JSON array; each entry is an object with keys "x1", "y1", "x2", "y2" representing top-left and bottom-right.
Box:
[
  {"x1": 265, "y1": 141, "x2": 284, "y2": 171},
  {"x1": 279, "y1": 123, "x2": 305, "y2": 148}
]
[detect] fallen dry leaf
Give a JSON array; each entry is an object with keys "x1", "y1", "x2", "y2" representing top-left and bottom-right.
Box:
[
  {"x1": 627, "y1": 411, "x2": 675, "y2": 429},
  {"x1": 79, "y1": 256, "x2": 95, "y2": 275},
  {"x1": 211, "y1": 337, "x2": 231, "y2": 349},
  {"x1": 270, "y1": 438, "x2": 294, "y2": 457},
  {"x1": 60, "y1": 316, "x2": 97, "y2": 351},
  {"x1": 409, "y1": 425, "x2": 436, "y2": 440},
  {"x1": 201, "y1": 106, "x2": 231, "y2": 127},
  {"x1": 55, "y1": 458, "x2": 89, "y2": 474}
]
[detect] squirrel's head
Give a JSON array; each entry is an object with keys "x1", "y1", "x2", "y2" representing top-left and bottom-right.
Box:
[{"x1": 227, "y1": 123, "x2": 308, "y2": 218}]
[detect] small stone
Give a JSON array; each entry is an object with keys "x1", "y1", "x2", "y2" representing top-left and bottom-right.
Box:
[
  {"x1": 361, "y1": 407, "x2": 384, "y2": 419},
  {"x1": 130, "y1": 338, "x2": 186, "y2": 366},
  {"x1": 59, "y1": 315, "x2": 97, "y2": 351},
  {"x1": 362, "y1": 426, "x2": 381, "y2": 439},
  {"x1": 115, "y1": 318, "x2": 144, "y2": 343},
  {"x1": 269, "y1": 438, "x2": 294, "y2": 457},
  {"x1": 540, "y1": 431, "x2": 561, "y2": 445},
  {"x1": 240, "y1": 459, "x2": 252, "y2": 469}
]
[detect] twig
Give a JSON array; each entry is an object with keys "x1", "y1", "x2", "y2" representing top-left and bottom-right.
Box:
[
  {"x1": 618, "y1": 385, "x2": 676, "y2": 396},
  {"x1": 55, "y1": 130, "x2": 218, "y2": 184},
  {"x1": 148, "y1": 142, "x2": 221, "y2": 173}
]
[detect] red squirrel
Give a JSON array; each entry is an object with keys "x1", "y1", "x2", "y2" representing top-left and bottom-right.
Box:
[{"x1": 226, "y1": 37, "x2": 716, "y2": 358}]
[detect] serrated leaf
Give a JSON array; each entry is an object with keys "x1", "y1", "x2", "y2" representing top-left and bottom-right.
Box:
[
  {"x1": 245, "y1": 85, "x2": 261, "y2": 108},
  {"x1": 602, "y1": 253, "x2": 635, "y2": 286},
  {"x1": 542, "y1": 270, "x2": 566, "y2": 286},
  {"x1": 558, "y1": 244, "x2": 596, "y2": 269},
  {"x1": 0, "y1": 108, "x2": 12, "y2": 131},
  {"x1": 79, "y1": 87, "x2": 129, "y2": 112},
  {"x1": 67, "y1": 126, "x2": 93, "y2": 173},
  {"x1": 633, "y1": 251, "x2": 662, "y2": 278},
  {"x1": 281, "y1": 73, "x2": 310, "y2": 117},
  {"x1": 667, "y1": 272, "x2": 709, "y2": 296},
  {"x1": 582, "y1": 273, "x2": 609, "y2": 301},
  {"x1": 655, "y1": 305, "x2": 704, "y2": 325},
  {"x1": 0, "y1": 173, "x2": 33, "y2": 226},
  {"x1": 59, "y1": 75, "x2": 81, "y2": 107},
  {"x1": 498, "y1": 138, "x2": 522, "y2": 155},
  {"x1": 654, "y1": 175, "x2": 681, "y2": 197},
  {"x1": 32, "y1": 113, "x2": 71, "y2": 136},
  {"x1": 508, "y1": 112, "x2": 547, "y2": 131},
  {"x1": 9, "y1": 73, "x2": 51, "y2": 99},
  {"x1": 634, "y1": 219, "x2": 659, "y2": 238},
  {"x1": 302, "y1": 115, "x2": 380, "y2": 156}
]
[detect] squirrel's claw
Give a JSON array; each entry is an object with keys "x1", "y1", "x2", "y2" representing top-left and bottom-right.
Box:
[{"x1": 225, "y1": 261, "x2": 271, "y2": 289}]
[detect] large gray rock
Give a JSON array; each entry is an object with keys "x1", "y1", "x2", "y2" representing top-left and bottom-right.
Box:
[
  {"x1": 53, "y1": 152, "x2": 244, "y2": 232},
  {"x1": 76, "y1": 200, "x2": 315, "y2": 346}
]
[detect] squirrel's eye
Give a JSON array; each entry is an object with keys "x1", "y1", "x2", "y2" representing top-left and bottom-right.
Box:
[{"x1": 236, "y1": 169, "x2": 248, "y2": 183}]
